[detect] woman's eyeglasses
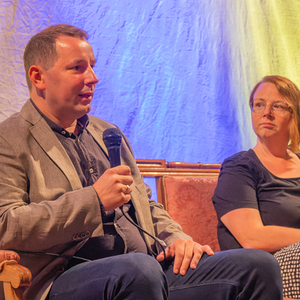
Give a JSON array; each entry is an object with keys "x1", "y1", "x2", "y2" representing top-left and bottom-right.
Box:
[{"x1": 251, "y1": 99, "x2": 291, "y2": 116}]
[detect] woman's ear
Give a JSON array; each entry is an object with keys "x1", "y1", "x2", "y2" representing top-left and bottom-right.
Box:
[{"x1": 28, "y1": 65, "x2": 45, "y2": 91}]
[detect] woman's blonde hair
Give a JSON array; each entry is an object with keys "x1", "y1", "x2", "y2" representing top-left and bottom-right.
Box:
[{"x1": 249, "y1": 75, "x2": 300, "y2": 152}]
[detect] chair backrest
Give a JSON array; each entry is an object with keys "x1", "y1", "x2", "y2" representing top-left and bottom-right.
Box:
[
  {"x1": 137, "y1": 159, "x2": 221, "y2": 252},
  {"x1": 162, "y1": 176, "x2": 220, "y2": 252}
]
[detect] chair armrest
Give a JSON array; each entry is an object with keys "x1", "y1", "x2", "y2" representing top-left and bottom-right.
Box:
[{"x1": 0, "y1": 260, "x2": 31, "y2": 300}]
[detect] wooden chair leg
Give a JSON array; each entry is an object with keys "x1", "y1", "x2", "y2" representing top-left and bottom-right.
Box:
[{"x1": 3, "y1": 281, "x2": 24, "y2": 300}]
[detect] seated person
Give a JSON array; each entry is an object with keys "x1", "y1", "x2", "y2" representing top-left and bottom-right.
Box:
[
  {"x1": 0, "y1": 25, "x2": 283, "y2": 300},
  {"x1": 213, "y1": 75, "x2": 300, "y2": 300}
]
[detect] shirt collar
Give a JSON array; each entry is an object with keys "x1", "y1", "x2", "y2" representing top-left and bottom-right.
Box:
[{"x1": 30, "y1": 98, "x2": 90, "y2": 136}]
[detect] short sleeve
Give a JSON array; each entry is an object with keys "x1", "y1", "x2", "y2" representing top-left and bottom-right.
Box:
[{"x1": 212, "y1": 151, "x2": 260, "y2": 220}]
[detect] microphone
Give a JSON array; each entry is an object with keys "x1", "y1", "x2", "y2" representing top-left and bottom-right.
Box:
[
  {"x1": 102, "y1": 127, "x2": 167, "y2": 256},
  {"x1": 103, "y1": 127, "x2": 122, "y2": 167}
]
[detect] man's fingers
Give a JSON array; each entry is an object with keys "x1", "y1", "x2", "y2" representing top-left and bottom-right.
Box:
[
  {"x1": 177, "y1": 240, "x2": 195, "y2": 275},
  {"x1": 201, "y1": 245, "x2": 214, "y2": 256},
  {"x1": 156, "y1": 240, "x2": 215, "y2": 276},
  {"x1": 156, "y1": 251, "x2": 165, "y2": 262},
  {"x1": 172, "y1": 241, "x2": 185, "y2": 274},
  {"x1": 112, "y1": 165, "x2": 131, "y2": 175},
  {"x1": 123, "y1": 184, "x2": 131, "y2": 194}
]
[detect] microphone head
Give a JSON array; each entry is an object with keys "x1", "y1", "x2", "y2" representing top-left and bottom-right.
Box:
[{"x1": 103, "y1": 127, "x2": 122, "y2": 149}]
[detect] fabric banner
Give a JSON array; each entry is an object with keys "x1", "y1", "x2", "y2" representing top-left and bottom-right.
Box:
[{"x1": 1, "y1": 0, "x2": 300, "y2": 164}]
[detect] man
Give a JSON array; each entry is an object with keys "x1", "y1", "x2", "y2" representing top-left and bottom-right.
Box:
[{"x1": 0, "y1": 24, "x2": 282, "y2": 300}]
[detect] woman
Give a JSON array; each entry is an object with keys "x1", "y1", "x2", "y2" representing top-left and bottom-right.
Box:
[{"x1": 212, "y1": 75, "x2": 300, "y2": 299}]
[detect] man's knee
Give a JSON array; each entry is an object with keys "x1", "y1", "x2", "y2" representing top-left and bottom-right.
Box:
[
  {"x1": 113, "y1": 253, "x2": 168, "y2": 299},
  {"x1": 49, "y1": 253, "x2": 169, "y2": 300},
  {"x1": 118, "y1": 253, "x2": 166, "y2": 284}
]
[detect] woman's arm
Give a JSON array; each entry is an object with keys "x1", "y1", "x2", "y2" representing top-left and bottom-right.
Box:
[{"x1": 221, "y1": 207, "x2": 300, "y2": 253}]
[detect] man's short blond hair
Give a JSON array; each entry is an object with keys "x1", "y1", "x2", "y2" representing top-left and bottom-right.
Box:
[{"x1": 23, "y1": 24, "x2": 88, "y2": 90}]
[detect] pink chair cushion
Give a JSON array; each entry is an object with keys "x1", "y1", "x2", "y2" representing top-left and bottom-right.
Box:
[{"x1": 164, "y1": 176, "x2": 220, "y2": 252}]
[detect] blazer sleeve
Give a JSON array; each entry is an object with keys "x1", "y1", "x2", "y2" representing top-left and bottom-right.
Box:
[{"x1": 0, "y1": 126, "x2": 104, "y2": 253}]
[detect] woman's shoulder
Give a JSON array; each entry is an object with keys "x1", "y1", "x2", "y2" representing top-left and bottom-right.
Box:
[
  {"x1": 220, "y1": 149, "x2": 264, "y2": 180},
  {"x1": 223, "y1": 149, "x2": 257, "y2": 166},
  {"x1": 221, "y1": 149, "x2": 263, "y2": 176}
]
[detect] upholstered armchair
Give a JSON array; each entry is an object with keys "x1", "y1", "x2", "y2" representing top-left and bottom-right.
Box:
[{"x1": 137, "y1": 159, "x2": 221, "y2": 252}]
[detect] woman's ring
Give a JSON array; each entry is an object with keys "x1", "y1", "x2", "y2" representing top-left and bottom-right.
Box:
[{"x1": 126, "y1": 185, "x2": 130, "y2": 192}]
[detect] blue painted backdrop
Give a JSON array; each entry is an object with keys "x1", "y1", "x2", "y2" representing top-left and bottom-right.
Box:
[{"x1": 1, "y1": 0, "x2": 300, "y2": 166}]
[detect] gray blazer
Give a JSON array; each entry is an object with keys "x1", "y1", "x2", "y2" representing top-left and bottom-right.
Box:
[{"x1": 0, "y1": 99, "x2": 191, "y2": 300}]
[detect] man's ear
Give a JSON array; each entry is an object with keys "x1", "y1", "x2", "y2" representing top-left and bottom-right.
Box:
[{"x1": 28, "y1": 65, "x2": 46, "y2": 90}]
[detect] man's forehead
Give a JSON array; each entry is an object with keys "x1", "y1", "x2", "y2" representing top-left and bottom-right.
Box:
[
  {"x1": 55, "y1": 36, "x2": 96, "y2": 61},
  {"x1": 56, "y1": 35, "x2": 90, "y2": 49}
]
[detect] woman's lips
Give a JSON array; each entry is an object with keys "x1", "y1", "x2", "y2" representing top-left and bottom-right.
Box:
[{"x1": 260, "y1": 122, "x2": 275, "y2": 128}]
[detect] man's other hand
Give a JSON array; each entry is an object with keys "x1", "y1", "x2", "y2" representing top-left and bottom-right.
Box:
[{"x1": 156, "y1": 239, "x2": 214, "y2": 275}]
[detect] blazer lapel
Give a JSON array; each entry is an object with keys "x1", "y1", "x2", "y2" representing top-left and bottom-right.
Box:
[
  {"x1": 22, "y1": 100, "x2": 82, "y2": 190},
  {"x1": 85, "y1": 124, "x2": 109, "y2": 158}
]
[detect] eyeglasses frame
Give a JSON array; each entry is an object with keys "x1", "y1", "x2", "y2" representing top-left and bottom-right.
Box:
[{"x1": 250, "y1": 99, "x2": 292, "y2": 116}]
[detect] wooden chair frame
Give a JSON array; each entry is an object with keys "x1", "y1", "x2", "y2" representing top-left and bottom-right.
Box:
[
  {"x1": 0, "y1": 261, "x2": 31, "y2": 300},
  {"x1": 136, "y1": 159, "x2": 220, "y2": 208}
]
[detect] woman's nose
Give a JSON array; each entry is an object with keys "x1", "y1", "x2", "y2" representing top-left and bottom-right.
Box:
[{"x1": 263, "y1": 103, "x2": 273, "y2": 116}]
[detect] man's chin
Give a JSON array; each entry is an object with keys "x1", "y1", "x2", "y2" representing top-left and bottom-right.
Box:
[
  {"x1": 73, "y1": 104, "x2": 92, "y2": 120},
  {"x1": 85, "y1": 103, "x2": 91, "y2": 113},
  {"x1": 79, "y1": 103, "x2": 91, "y2": 114}
]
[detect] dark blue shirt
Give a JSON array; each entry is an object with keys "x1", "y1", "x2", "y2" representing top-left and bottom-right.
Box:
[{"x1": 213, "y1": 149, "x2": 300, "y2": 251}]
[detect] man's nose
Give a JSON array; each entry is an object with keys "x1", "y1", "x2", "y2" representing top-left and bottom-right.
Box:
[{"x1": 85, "y1": 66, "x2": 99, "y2": 86}]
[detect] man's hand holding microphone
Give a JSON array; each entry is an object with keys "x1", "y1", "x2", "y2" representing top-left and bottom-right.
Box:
[{"x1": 92, "y1": 128, "x2": 133, "y2": 211}]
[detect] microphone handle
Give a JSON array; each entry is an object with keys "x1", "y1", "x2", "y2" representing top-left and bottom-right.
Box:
[{"x1": 107, "y1": 146, "x2": 121, "y2": 168}]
